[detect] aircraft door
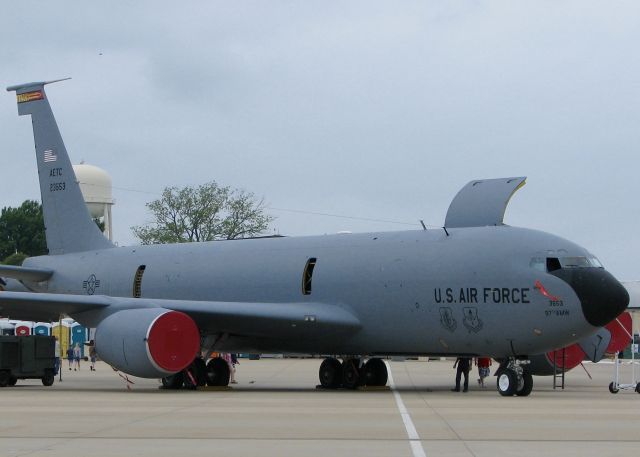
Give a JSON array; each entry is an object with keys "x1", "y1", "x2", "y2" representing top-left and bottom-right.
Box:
[{"x1": 133, "y1": 265, "x2": 146, "y2": 298}]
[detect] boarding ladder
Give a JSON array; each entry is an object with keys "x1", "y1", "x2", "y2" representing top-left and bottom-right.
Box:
[{"x1": 552, "y1": 348, "x2": 566, "y2": 390}]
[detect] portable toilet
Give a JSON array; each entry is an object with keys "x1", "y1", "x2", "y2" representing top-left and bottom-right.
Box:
[
  {"x1": 34, "y1": 322, "x2": 52, "y2": 336},
  {"x1": 51, "y1": 321, "x2": 72, "y2": 358},
  {"x1": 0, "y1": 319, "x2": 15, "y2": 335},
  {"x1": 12, "y1": 320, "x2": 32, "y2": 336},
  {"x1": 70, "y1": 323, "x2": 88, "y2": 357}
]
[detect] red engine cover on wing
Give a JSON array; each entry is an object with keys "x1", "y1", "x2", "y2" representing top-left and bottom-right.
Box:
[{"x1": 147, "y1": 311, "x2": 200, "y2": 373}]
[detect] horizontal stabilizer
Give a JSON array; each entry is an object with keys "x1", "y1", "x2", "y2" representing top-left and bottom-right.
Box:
[
  {"x1": 0, "y1": 265, "x2": 53, "y2": 282},
  {"x1": 445, "y1": 177, "x2": 526, "y2": 228}
]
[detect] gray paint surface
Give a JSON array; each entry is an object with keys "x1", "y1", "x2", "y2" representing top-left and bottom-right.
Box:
[{"x1": 0, "y1": 81, "x2": 629, "y2": 379}]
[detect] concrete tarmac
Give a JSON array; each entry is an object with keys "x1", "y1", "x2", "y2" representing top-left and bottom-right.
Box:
[{"x1": 0, "y1": 358, "x2": 638, "y2": 457}]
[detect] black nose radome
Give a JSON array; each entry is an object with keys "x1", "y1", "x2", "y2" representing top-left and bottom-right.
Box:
[{"x1": 550, "y1": 268, "x2": 629, "y2": 327}]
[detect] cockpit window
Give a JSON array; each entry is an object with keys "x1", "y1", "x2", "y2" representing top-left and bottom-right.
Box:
[
  {"x1": 560, "y1": 257, "x2": 591, "y2": 268},
  {"x1": 560, "y1": 256, "x2": 603, "y2": 269},
  {"x1": 529, "y1": 257, "x2": 546, "y2": 272},
  {"x1": 530, "y1": 256, "x2": 603, "y2": 272}
]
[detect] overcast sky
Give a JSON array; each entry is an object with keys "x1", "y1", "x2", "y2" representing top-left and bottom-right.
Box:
[{"x1": 1, "y1": 1, "x2": 639, "y2": 279}]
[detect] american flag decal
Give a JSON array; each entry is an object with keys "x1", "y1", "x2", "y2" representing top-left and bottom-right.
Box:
[{"x1": 44, "y1": 149, "x2": 57, "y2": 162}]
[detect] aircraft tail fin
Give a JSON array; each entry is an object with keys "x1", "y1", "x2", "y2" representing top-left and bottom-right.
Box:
[{"x1": 6, "y1": 80, "x2": 114, "y2": 254}]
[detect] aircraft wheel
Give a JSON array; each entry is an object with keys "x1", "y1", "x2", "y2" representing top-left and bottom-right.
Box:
[
  {"x1": 636, "y1": 383, "x2": 640, "y2": 394},
  {"x1": 190, "y1": 358, "x2": 207, "y2": 387},
  {"x1": 497, "y1": 369, "x2": 517, "y2": 396},
  {"x1": 162, "y1": 372, "x2": 184, "y2": 389},
  {"x1": 0, "y1": 370, "x2": 11, "y2": 387},
  {"x1": 515, "y1": 372, "x2": 533, "y2": 397},
  {"x1": 342, "y1": 358, "x2": 361, "y2": 390},
  {"x1": 206, "y1": 358, "x2": 230, "y2": 386},
  {"x1": 608, "y1": 382, "x2": 619, "y2": 394},
  {"x1": 319, "y1": 357, "x2": 342, "y2": 389},
  {"x1": 8, "y1": 376, "x2": 17, "y2": 386},
  {"x1": 41, "y1": 370, "x2": 55, "y2": 387},
  {"x1": 362, "y1": 358, "x2": 388, "y2": 386}
]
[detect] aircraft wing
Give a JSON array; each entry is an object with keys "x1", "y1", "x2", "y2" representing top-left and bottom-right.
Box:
[{"x1": 0, "y1": 291, "x2": 361, "y2": 339}]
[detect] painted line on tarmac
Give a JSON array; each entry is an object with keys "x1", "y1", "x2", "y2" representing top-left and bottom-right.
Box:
[{"x1": 385, "y1": 361, "x2": 427, "y2": 457}]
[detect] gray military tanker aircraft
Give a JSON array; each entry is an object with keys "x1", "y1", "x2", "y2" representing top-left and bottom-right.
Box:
[{"x1": 0, "y1": 79, "x2": 629, "y2": 396}]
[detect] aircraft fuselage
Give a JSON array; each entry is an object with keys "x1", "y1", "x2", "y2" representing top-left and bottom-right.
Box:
[{"x1": 25, "y1": 225, "x2": 599, "y2": 357}]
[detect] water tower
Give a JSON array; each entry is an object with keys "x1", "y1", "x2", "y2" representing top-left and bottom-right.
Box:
[{"x1": 72, "y1": 163, "x2": 114, "y2": 241}]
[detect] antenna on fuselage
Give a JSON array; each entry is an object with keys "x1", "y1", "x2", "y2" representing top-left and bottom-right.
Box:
[
  {"x1": 443, "y1": 226, "x2": 449, "y2": 237},
  {"x1": 419, "y1": 220, "x2": 427, "y2": 231}
]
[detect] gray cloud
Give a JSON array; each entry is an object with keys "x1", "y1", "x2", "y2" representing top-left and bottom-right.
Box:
[{"x1": 1, "y1": 1, "x2": 639, "y2": 278}]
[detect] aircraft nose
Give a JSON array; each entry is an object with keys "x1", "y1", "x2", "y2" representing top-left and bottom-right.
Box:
[{"x1": 550, "y1": 268, "x2": 629, "y2": 327}]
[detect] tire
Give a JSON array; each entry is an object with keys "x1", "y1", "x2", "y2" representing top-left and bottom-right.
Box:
[
  {"x1": 42, "y1": 370, "x2": 55, "y2": 387},
  {"x1": 362, "y1": 358, "x2": 388, "y2": 386},
  {"x1": 0, "y1": 370, "x2": 11, "y2": 388},
  {"x1": 608, "y1": 382, "x2": 619, "y2": 394},
  {"x1": 161, "y1": 372, "x2": 184, "y2": 389},
  {"x1": 318, "y1": 358, "x2": 342, "y2": 389},
  {"x1": 341, "y1": 358, "x2": 361, "y2": 390},
  {"x1": 206, "y1": 358, "x2": 230, "y2": 386},
  {"x1": 497, "y1": 369, "x2": 517, "y2": 396},
  {"x1": 515, "y1": 372, "x2": 533, "y2": 397},
  {"x1": 8, "y1": 377, "x2": 17, "y2": 386},
  {"x1": 636, "y1": 383, "x2": 640, "y2": 394},
  {"x1": 193, "y1": 358, "x2": 207, "y2": 387}
]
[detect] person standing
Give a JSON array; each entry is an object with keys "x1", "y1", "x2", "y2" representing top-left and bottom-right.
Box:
[
  {"x1": 88, "y1": 341, "x2": 97, "y2": 371},
  {"x1": 53, "y1": 336, "x2": 61, "y2": 376},
  {"x1": 452, "y1": 357, "x2": 472, "y2": 392},
  {"x1": 230, "y1": 353, "x2": 239, "y2": 384},
  {"x1": 221, "y1": 353, "x2": 238, "y2": 384},
  {"x1": 66, "y1": 345, "x2": 74, "y2": 370},
  {"x1": 475, "y1": 357, "x2": 492, "y2": 387},
  {"x1": 72, "y1": 343, "x2": 81, "y2": 371}
]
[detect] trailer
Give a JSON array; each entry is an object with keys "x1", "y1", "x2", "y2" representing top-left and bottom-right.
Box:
[{"x1": 0, "y1": 336, "x2": 56, "y2": 387}]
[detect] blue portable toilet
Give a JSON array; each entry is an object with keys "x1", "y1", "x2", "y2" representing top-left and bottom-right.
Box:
[
  {"x1": 70, "y1": 323, "x2": 88, "y2": 357},
  {"x1": 34, "y1": 322, "x2": 51, "y2": 336}
]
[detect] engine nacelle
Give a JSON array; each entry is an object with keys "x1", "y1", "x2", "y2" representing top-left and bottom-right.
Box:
[{"x1": 95, "y1": 308, "x2": 200, "y2": 378}]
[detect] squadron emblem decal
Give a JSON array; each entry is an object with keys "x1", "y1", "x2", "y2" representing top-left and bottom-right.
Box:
[
  {"x1": 462, "y1": 307, "x2": 483, "y2": 333},
  {"x1": 439, "y1": 307, "x2": 457, "y2": 332},
  {"x1": 83, "y1": 274, "x2": 101, "y2": 295}
]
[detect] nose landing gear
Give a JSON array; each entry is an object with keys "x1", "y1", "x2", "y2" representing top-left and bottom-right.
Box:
[
  {"x1": 318, "y1": 357, "x2": 388, "y2": 389},
  {"x1": 497, "y1": 359, "x2": 533, "y2": 397}
]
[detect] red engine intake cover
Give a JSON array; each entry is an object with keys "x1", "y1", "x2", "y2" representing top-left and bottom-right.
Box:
[
  {"x1": 546, "y1": 343, "x2": 585, "y2": 371},
  {"x1": 147, "y1": 311, "x2": 200, "y2": 373}
]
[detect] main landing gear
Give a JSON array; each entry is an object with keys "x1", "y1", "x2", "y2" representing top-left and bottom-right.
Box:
[
  {"x1": 496, "y1": 359, "x2": 533, "y2": 397},
  {"x1": 318, "y1": 357, "x2": 388, "y2": 389},
  {"x1": 161, "y1": 357, "x2": 231, "y2": 389}
]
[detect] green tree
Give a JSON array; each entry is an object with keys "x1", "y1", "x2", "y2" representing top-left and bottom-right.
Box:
[
  {"x1": 0, "y1": 200, "x2": 47, "y2": 260},
  {"x1": 132, "y1": 182, "x2": 274, "y2": 245},
  {"x1": 3, "y1": 252, "x2": 28, "y2": 266}
]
